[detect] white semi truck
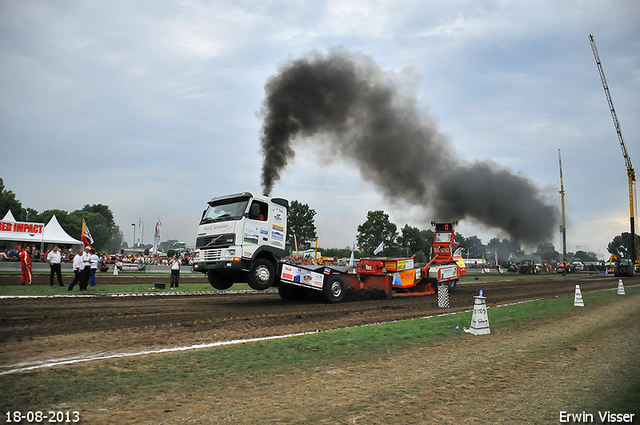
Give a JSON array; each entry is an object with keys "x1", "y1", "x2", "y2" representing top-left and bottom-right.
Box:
[
  {"x1": 193, "y1": 192, "x2": 465, "y2": 302},
  {"x1": 192, "y1": 192, "x2": 288, "y2": 290}
]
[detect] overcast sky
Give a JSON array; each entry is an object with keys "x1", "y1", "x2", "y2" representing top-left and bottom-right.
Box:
[{"x1": 1, "y1": 1, "x2": 638, "y2": 258}]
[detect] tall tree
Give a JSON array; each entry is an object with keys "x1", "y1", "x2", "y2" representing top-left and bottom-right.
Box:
[
  {"x1": 286, "y1": 200, "x2": 317, "y2": 252},
  {"x1": 0, "y1": 178, "x2": 25, "y2": 220},
  {"x1": 573, "y1": 250, "x2": 598, "y2": 262},
  {"x1": 464, "y1": 235, "x2": 485, "y2": 258},
  {"x1": 533, "y1": 242, "x2": 561, "y2": 262},
  {"x1": 397, "y1": 224, "x2": 431, "y2": 262},
  {"x1": 357, "y1": 210, "x2": 398, "y2": 256},
  {"x1": 486, "y1": 238, "x2": 524, "y2": 263},
  {"x1": 608, "y1": 232, "x2": 639, "y2": 260},
  {"x1": 0, "y1": 179, "x2": 123, "y2": 252},
  {"x1": 68, "y1": 204, "x2": 121, "y2": 252}
]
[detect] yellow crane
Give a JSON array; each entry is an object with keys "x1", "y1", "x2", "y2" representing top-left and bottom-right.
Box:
[{"x1": 589, "y1": 34, "x2": 637, "y2": 269}]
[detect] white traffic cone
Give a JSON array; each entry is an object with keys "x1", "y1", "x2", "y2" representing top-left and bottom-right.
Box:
[
  {"x1": 574, "y1": 285, "x2": 584, "y2": 307},
  {"x1": 113, "y1": 266, "x2": 118, "y2": 276},
  {"x1": 617, "y1": 279, "x2": 626, "y2": 295},
  {"x1": 464, "y1": 291, "x2": 490, "y2": 335}
]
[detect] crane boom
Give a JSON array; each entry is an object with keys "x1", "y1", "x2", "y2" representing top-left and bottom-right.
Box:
[
  {"x1": 589, "y1": 34, "x2": 634, "y2": 175},
  {"x1": 558, "y1": 149, "x2": 567, "y2": 265},
  {"x1": 589, "y1": 34, "x2": 636, "y2": 265}
]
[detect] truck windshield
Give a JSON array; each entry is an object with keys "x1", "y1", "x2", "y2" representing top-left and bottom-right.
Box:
[{"x1": 201, "y1": 198, "x2": 249, "y2": 224}]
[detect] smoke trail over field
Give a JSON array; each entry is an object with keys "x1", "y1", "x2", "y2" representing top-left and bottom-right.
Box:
[{"x1": 259, "y1": 48, "x2": 559, "y2": 244}]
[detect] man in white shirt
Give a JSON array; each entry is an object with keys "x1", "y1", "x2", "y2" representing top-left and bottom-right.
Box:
[
  {"x1": 67, "y1": 251, "x2": 84, "y2": 291},
  {"x1": 89, "y1": 249, "x2": 99, "y2": 286},
  {"x1": 79, "y1": 246, "x2": 92, "y2": 290},
  {"x1": 169, "y1": 255, "x2": 181, "y2": 289},
  {"x1": 47, "y1": 245, "x2": 64, "y2": 287}
]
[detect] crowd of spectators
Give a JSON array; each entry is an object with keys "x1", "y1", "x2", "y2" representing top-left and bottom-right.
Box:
[
  {"x1": 109, "y1": 249, "x2": 194, "y2": 266},
  {"x1": 0, "y1": 246, "x2": 195, "y2": 268},
  {"x1": 1, "y1": 246, "x2": 44, "y2": 261}
]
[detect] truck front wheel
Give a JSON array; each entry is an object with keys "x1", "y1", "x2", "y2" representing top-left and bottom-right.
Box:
[
  {"x1": 248, "y1": 259, "x2": 275, "y2": 290},
  {"x1": 207, "y1": 271, "x2": 234, "y2": 290},
  {"x1": 323, "y1": 275, "x2": 345, "y2": 303}
]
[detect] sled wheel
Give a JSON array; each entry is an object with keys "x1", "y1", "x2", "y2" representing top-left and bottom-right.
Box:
[
  {"x1": 323, "y1": 275, "x2": 345, "y2": 303},
  {"x1": 448, "y1": 280, "x2": 457, "y2": 291}
]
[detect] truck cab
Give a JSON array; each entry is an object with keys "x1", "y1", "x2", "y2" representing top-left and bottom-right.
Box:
[{"x1": 192, "y1": 192, "x2": 288, "y2": 290}]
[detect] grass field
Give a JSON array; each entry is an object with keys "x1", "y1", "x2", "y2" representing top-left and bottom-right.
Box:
[{"x1": 2, "y1": 285, "x2": 637, "y2": 417}]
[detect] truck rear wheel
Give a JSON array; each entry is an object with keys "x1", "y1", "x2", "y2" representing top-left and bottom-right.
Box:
[
  {"x1": 323, "y1": 275, "x2": 345, "y2": 303},
  {"x1": 248, "y1": 259, "x2": 275, "y2": 290},
  {"x1": 207, "y1": 271, "x2": 234, "y2": 290},
  {"x1": 448, "y1": 280, "x2": 457, "y2": 291}
]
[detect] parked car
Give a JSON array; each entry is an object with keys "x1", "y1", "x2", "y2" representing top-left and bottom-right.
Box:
[{"x1": 570, "y1": 261, "x2": 584, "y2": 272}]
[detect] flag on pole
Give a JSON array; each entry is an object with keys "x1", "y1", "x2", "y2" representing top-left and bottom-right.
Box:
[
  {"x1": 82, "y1": 219, "x2": 94, "y2": 248},
  {"x1": 152, "y1": 219, "x2": 162, "y2": 255},
  {"x1": 137, "y1": 219, "x2": 143, "y2": 246},
  {"x1": 374, "y1": 241, "x2": 384, "y2": 255}
]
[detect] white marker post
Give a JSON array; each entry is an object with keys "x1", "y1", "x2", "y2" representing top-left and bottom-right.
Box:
[
  {"x1": 464, "y1": 291, "x2": 490, "y2": 335},
  {"x1": 574, "y1": 285, "x2": 584, "y2": 307}
]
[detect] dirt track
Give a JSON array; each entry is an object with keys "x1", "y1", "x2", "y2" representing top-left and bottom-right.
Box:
[{"x1": 1, "y1": 273, "x2": 635, "y2": 372}]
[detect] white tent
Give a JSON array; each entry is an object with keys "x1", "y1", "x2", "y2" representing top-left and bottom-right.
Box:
[
  {"x1": 43, "y1": 215, "x2": 82, "y2": 245},
  {"x1": 2, "y1": 210, "x2": 16, "y2": 222}
]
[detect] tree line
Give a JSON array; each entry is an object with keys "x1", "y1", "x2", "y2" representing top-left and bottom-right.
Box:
[
  {"x1": 0, "y1": 178, "x2": 124, "y2": 252},
  {"x1": 287, "y1": 199, "x2": 636, "y2": 264},
  {"x1": 2, "y1": 178, "x2": 635, "y2": 261}
]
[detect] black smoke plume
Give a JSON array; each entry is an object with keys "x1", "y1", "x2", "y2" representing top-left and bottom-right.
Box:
[{"x1": 259, "y1": 48, "x2": 559, "y2": 245}]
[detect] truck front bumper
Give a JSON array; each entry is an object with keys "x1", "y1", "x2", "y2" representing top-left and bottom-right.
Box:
[{"x1": 192, "y1": 259, "x2": 248, "y2": 273}]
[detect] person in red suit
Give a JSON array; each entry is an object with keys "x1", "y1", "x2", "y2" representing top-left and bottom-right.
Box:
[{"x1": 20, "y1": 246, "x2": 33, "y2": 285}]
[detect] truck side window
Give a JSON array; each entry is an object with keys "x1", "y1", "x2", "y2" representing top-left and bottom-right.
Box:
[{"x1": 249, "y1": 201, "x2": 268, "y2": 221}]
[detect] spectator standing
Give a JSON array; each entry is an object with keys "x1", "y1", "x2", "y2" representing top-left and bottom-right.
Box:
[
  {"x1": 20, "y1": 246, "x2": 32, "y2": 285},
  {"x1": 89, "y1": 249, "x2": 99, "y2": 286},
  {"x1": 79, "y1": 246, "x2": 92, "y2": 290},
  {"x1": 47, "y1": 245, "x2": 64, "y2": 286},
  {"x1": 169, "y1": 255, "x2": 181, "y2": 289},
  {"x1": 67, "y1": 251, "x2": 84, "y2": 291}
]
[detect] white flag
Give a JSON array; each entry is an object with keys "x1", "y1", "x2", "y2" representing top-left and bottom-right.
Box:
[
  {"x1": 374, "y1": 241, "x2": 384, "y2": 255},
  {"x1": 152, "y1": 219, "x2": 162, "y2": 255}
]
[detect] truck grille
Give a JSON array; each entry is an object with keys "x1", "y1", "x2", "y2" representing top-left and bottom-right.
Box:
[
  {"x1": 196, "y1": 233, "x2": 235, "y2": 249},
  {"x1": 201, "y1": 249, "x2": 224, "y2": 261}
]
